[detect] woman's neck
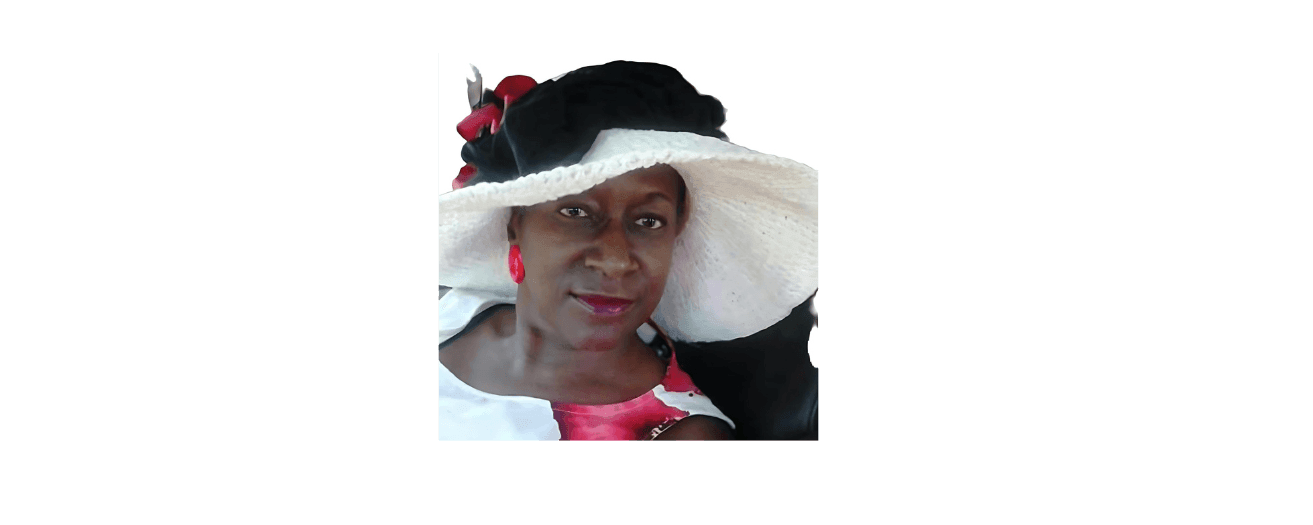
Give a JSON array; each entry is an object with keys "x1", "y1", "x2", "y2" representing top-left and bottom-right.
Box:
[{"x1": 500, "y1": 307, "x2": 645, "y2": 383}]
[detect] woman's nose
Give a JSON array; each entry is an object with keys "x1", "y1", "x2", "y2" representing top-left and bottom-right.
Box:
[{"x1": 585, "y1": 222, "x2": 636, "y2": 277}]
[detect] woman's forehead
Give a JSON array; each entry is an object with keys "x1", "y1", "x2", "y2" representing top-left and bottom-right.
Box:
[{"x1": 572, "y1": 164, "x2": 683, "y2": 201}]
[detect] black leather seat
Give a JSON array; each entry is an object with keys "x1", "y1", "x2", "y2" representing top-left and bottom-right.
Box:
[{"x1": 675, "y1": 294, "x2": 818, "y2": 440}]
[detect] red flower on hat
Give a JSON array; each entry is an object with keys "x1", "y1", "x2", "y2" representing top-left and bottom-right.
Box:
[{"x1": 453, "y1": 75, "x2": 537, "y2": 190}]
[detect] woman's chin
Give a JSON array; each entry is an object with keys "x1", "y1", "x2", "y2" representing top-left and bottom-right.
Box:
[{"x1": 560, "y1": 297, "x2": 652, "y2": 351}]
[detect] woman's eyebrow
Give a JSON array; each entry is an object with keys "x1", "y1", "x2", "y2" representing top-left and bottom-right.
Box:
[
  {"x1": 552, "y1": 193, "x2": 595, "y2": 205},
  {"x1": 636, "y1": 191, "x2": 675, "y2": 205}
]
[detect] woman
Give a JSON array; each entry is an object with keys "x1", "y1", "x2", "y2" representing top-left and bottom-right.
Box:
[{"x1": 439, "y1": 61, "x2": 818, "y2": 440}]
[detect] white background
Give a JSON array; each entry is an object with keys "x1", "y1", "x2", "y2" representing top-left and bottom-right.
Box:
[{"x1": 435, "y1": 52, "x2": 814, "y2": 364}]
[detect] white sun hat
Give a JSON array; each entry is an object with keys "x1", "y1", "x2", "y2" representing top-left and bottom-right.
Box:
[{"x1": 439, "y1": 127, "x2": 817, "y2": 343}]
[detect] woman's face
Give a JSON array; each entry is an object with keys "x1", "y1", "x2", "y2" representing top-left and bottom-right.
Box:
[{"x1": 509, "y1": 164, "x2": 687, "y2": 352}]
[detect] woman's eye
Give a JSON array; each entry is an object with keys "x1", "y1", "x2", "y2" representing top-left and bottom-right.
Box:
[
  {"x1": 559, "y1": 207, "x2": 588, "y2": 218},
  {"x1": 636, "y1": 217, "x2": 664, "y2": 229}
]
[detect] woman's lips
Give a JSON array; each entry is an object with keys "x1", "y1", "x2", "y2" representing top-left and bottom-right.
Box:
[{"x1": 573, "y1": 294, "x2": 634, "y2": 316}]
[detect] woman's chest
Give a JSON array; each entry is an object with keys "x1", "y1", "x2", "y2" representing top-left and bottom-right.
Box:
[
  {"x1": 442, "y1": 337, "x2": 667, "y2": 405},
  {"x1": 437, "y1": 379, "x2": 680, "y2": 441}
]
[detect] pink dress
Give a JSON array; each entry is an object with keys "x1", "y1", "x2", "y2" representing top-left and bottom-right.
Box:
[{"x1": 549, "y1": 349, "x2": 715, "y2": 440}]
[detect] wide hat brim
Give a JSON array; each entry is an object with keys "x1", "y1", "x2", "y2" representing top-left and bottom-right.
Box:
[{"x1": 439, "y1": 129, "x2": 818, "y2": 343}]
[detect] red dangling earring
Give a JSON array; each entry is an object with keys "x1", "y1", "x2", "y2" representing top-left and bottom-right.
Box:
[{"x1": 508, "y1": 245, "x2": 525, "y2": 284}]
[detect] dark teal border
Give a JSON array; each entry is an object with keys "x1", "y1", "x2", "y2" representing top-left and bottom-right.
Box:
[{"x1": 5, "y1": 2, "x2": 1307, "y2": 522}]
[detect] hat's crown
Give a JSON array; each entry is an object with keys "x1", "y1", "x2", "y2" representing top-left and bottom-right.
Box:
[{"x1": 459, "y1": 61, "x2": 727, "y2": 186}]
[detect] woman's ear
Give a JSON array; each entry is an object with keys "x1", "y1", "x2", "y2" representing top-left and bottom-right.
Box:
[{"x1": 506, "y1": 206, "x2": 523, "y2": 245}]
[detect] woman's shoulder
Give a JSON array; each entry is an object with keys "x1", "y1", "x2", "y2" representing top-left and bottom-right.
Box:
[
  {"x1": 640, "y1": 349, "x2": 736, "y2": 438},
  {"x1": 654, "y1": 415, "x2": 733, "y2": 440},
  {"x1": 439, "y1": 288, "x2": 516, "y2": 348}
]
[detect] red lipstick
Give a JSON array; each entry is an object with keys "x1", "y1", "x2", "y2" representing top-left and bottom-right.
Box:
[{"x1": 573, "y1": 294, "x2": 634, "y2": 316}]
